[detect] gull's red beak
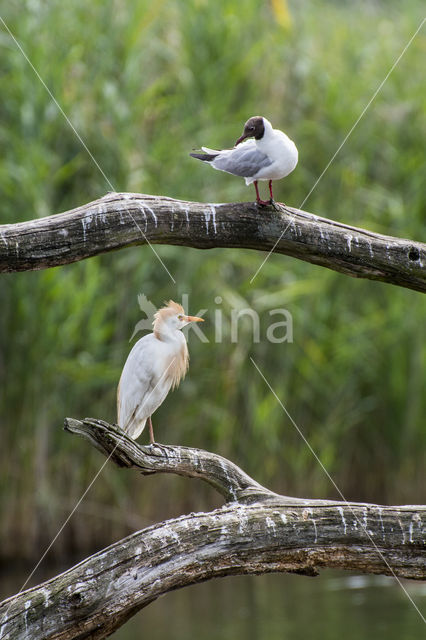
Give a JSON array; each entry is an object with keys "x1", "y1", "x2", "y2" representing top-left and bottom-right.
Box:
[
  {"x1": 235, "y1": 134, "x2": 248, "y2": 146},
  {"x1": 185, "y1": 315, "x2": 204, "y2": 323}
]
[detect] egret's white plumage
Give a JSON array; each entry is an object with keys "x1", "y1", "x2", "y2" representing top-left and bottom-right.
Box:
[
  {"x1": 117, "y1": 301, "x2": 203, "y2": 442},
  {"x1": 190, "y1": 116, "x2": 298, "y2": 205}
]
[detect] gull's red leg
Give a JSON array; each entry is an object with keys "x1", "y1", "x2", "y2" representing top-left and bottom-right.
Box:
[
  {"x1": 269, "y1": 179, "x2": 284, "y2": 206},
  {"x1": 254, "y1": 180, "x2": 261, "y2": 201},
  {"x1": 254, "y1": 181, "x2": 270, "y2": 206}
]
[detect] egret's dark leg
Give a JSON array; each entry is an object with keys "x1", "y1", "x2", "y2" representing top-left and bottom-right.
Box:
[
  {"x1": 254, "y1": 181, "x2": 270, "y2": 206},
  {"x1": 148, "y1": 416, "x2": 155, "y2": 444}
]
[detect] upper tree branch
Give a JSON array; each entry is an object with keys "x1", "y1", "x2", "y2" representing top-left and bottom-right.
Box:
[{"x1": 1, "y1": 193, "x2": 424, "y2": 292}]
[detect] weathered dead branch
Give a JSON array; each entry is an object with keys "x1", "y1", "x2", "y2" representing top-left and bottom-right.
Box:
[
  {"x1": 0, "y1": 418, "x2": 424, "y2": 640},
  {"x1": 0, "y1": 193, "x2": 425, "y2": 292}
]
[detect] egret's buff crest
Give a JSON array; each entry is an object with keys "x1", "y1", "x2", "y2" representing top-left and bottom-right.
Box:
[{"x1": 153, "y1": 300, "x2": 185, "y2": 334}]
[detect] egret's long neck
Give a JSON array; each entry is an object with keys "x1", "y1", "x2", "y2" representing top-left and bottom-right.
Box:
[
  {"x1": 153, "y1": 320, "x2": 189, "y2": 388},
  {"x1": 154, "y1": 320, "x2": 184, "y2": 345}
]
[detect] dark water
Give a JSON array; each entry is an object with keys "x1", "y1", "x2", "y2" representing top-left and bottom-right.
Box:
[
  {"x1": 1, "y1": 568, "x2": 425, "y2": 639},
  {"x1": 108, "y1": 572, "x2": 426, "y2": 640}
]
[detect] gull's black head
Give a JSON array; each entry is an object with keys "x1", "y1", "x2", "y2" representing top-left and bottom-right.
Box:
[{"x1": 235, "y1": 116, "x2": 265, "y2": 146}]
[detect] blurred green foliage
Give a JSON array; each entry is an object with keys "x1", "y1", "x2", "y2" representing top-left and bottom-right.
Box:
[{"x1": 0, "y1": 0, "x2": 425, "y2": 562}]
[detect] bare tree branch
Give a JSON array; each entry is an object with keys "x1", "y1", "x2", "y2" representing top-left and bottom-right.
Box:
[
  {"x1": 0, "y1": 419, "x2": 424, "y2": 640},
  {"x1": 1, "y1": 193, "x2": 424, "y2": 292}
]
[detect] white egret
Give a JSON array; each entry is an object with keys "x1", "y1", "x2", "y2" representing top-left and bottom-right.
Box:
[{"x1": 117, "y1": 300, "x2": 204, "y2": 443}]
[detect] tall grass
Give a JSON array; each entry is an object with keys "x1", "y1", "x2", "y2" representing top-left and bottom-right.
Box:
[{"x1": 0, "y1": 0, "x2": 424, "y2": 562}]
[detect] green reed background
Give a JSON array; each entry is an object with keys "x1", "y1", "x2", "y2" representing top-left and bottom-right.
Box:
[{"x1": 0, "y1": 0, "x2": 425, "y2": 562}]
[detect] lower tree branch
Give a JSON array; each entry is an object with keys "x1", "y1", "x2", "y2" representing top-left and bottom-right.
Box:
[
  {"x1": 1, "y1": 193, "x2": 425, "y2": 292},
  {"x1": 0, "y1": 419, "x2": 424, "y2": 640},
  {"x1": 63, "y1": 418, "x2": 291, "y2": 504}
]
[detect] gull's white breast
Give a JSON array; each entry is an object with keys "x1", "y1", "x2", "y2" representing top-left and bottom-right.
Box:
[{"x1": 249, "y1": 130, "x2": 298, "y2": 184}]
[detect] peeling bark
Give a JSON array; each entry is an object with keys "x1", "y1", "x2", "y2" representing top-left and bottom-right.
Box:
[
  {"x1": 0, "y1": 419, "x2": 424, "y2": 640},
  {"x1": 0, "y1": 192, "x2": 425, "y2": 292}
]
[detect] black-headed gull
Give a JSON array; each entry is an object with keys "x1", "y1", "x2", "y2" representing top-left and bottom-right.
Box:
[{"x1": 190, "y1": 116, "x2": 298, "y2": 205}]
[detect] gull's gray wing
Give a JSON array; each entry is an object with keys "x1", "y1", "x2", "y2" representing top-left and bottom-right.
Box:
[{"x1": 212, "y1": 141, "x2": 272, "y2": 178}]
